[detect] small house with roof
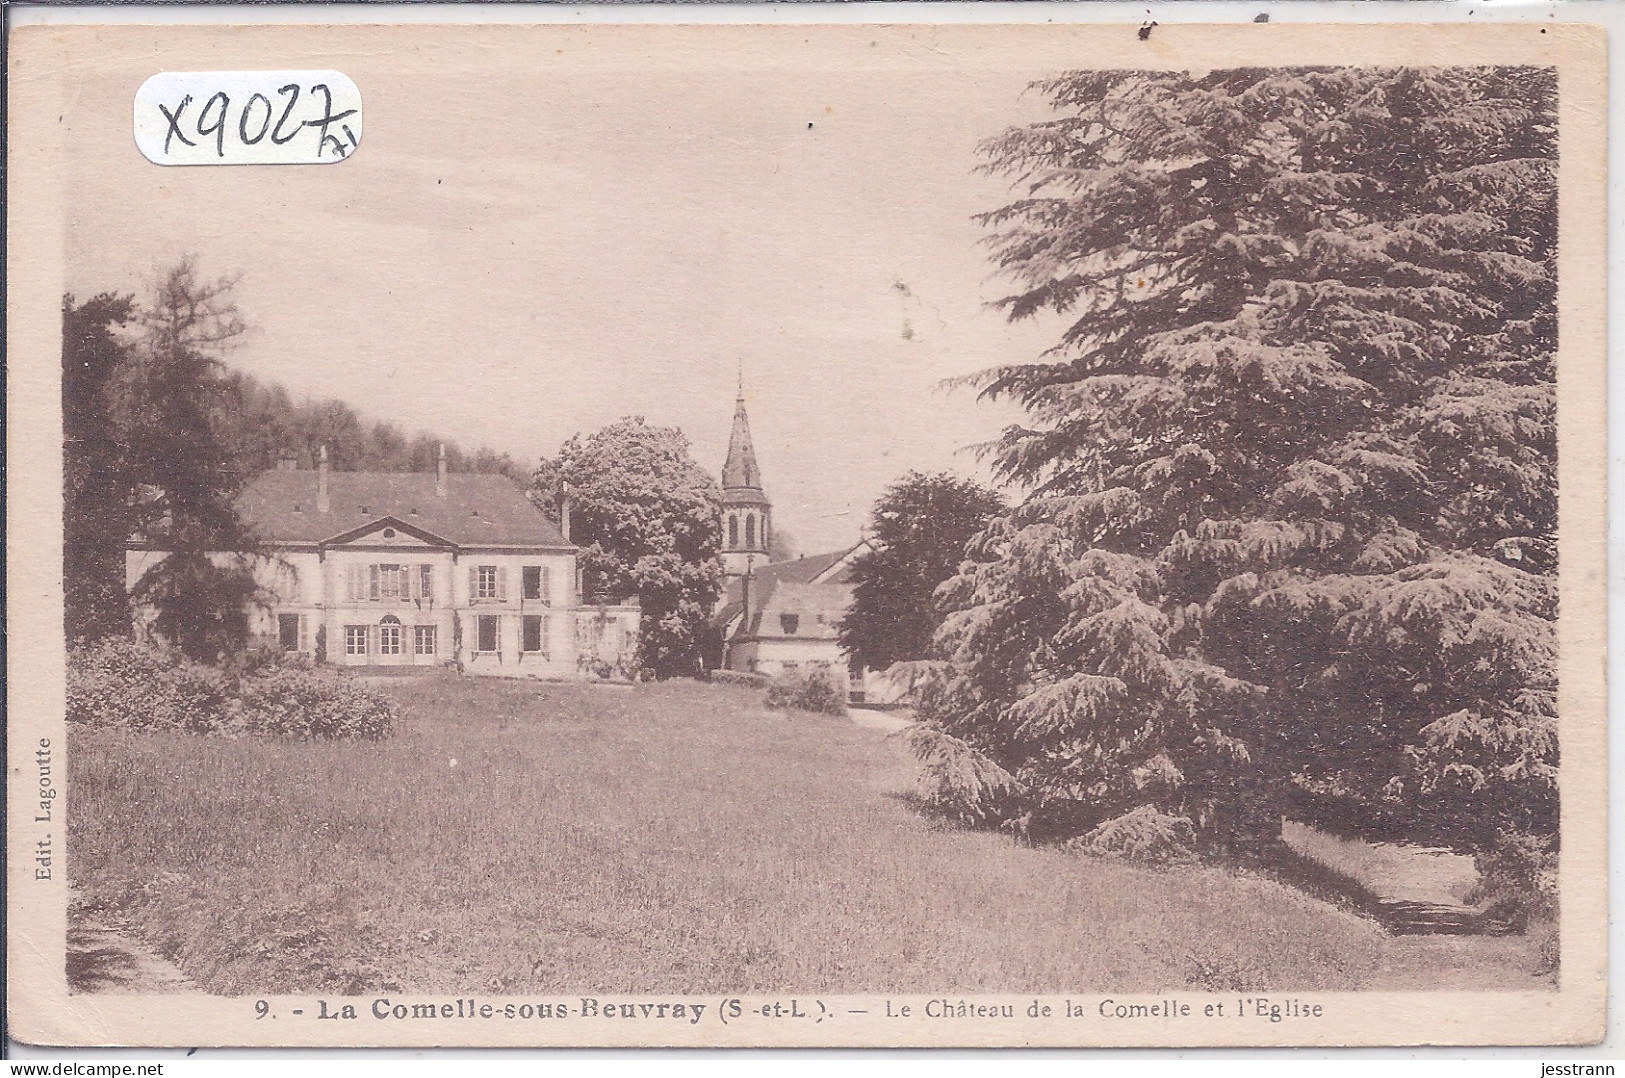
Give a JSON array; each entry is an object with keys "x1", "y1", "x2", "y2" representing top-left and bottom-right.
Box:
[
  {"x1": 125, "y1": 447, "x2": 640, "y2": 679},
  {"x1": 712, "y1": 542, "x2": 873, "y2": 690}
]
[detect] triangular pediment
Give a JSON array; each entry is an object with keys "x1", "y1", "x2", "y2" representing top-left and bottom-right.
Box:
[{"x1": 319, "y1": 516, "x2": 457, "y2": 550}]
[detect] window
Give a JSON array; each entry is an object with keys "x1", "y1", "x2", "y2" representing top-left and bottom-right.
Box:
[
  {"x1": 745, "y1": 514, "x2": 756, "y2": 549},
  {"x1": 374, "y1": 563, "x2": 407, "y2": 601},
  {"x1": 779, "y1": 613, "x2": 800, "y2": 635},
  {"x1": 473, "y1": 565, "x2": 502, "y2": 601},
  {"x1": 378, "y1": 622, "x2": 402, "y2": 655},
  {"x1": 783, "y1": 661, "x2": 800, "y2": 672},
  {"x1": 344, "y1": 625, "x2": 369, "y2": 655},
  {"x1": 278, "y1": 614, "x2": 301, "y2": 652},
  {"x1": 522, "y1": 615, "x2": 546, "y2": 655},
  {"x1": 728, "y1": 515, "x2": 739, "y2": 548},
  {"x1": 522, "y1": 565, "x2": 551, "y2": 602},
  {"x1": 418, "y1": 565, "x2": 434, "y2": 602},
  {"x1": 477, "y1": 615, "x2": 500, "y2": 653},
  {"x1": 414, "y1": 625, "x2": 437, "y2": 655}
]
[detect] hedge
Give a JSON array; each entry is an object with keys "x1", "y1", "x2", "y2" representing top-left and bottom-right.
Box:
[{"x1": 68, "y1": 638, "x2": 395, "y2": 740}]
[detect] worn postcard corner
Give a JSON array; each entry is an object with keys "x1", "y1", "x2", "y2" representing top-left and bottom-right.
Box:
[{"x1": 5, "y1": 15, "x2": 1608, "y2": 1049}]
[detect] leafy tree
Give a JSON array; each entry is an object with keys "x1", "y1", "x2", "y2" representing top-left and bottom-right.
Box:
[
  {"x1": 838, "y1": 471, "x2": 1004, "y2": 670},
  {"x1": 121, "y1": 260, "x2": 264, "y2": 661},
  {"x1": 530, "y1": 417, "x2": 723, "y2": 678},
  {"x1": 63, "y1": 292, "x2": 137, "y2": 643},
  {"x1": 922, "y1": 68, "x2": 1557, "y2": 873}
]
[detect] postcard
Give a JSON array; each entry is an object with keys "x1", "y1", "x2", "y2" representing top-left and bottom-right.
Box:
[{"x1": 5, "y1": 13, "x2": 1607, "y2": 1047}]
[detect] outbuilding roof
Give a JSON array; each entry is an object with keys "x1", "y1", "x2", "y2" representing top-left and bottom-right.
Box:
[{"x1": 712, "y1": 542, "x2": 869, "y2": 632}]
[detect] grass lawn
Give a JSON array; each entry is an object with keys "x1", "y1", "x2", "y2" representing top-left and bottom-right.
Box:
[{"x1": 69, "y1": 676, "x2": 1553, "y2": 994}]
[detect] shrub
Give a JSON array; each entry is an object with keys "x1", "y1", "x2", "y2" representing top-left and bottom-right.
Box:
[
  {"x1": 707, "y1": 669, "x2": 771, "y2": 689},
  {"x1": 222, "y1": 639, "x2": 314, "y2": 681},
  {"x1": 1468, "y1": 830, "x2": 1558, "y2": 932},
  {"x1": 764, "y1": 668, "x2": 846, "y2": 715},
  {"x1": 67, "y1": 638, "x2": 231, "y2": 734},
  {"x1": 1071, "y1": 806, "x2": 1198, "y2": 864},
  {"x1": 235, "y1": 668, "x2": 396, "y2": 741}
]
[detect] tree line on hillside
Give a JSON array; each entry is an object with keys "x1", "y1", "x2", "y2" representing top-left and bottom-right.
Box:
[
  {"x1": 875, "y1": 66, "x2": 1558, "y2": 923},
  {"x1": 224, "y1": 371, "x2": 527, "y2": 481}
]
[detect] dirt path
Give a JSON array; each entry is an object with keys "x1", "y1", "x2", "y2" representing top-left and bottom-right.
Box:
[
  {"x1": 848, "y1": 707, "x2": 913, "y2": 734},
  {"x1": 68, "y1": 909, "x2": 199, "y2": 994}
]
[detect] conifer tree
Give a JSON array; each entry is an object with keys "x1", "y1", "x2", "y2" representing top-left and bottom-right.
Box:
[
  {"x1": 921, "y1": 68, "x2": 1558, "y2": 876},
  {"x1": 122, "y1": 260, "x2": 263, "y2": 661}
]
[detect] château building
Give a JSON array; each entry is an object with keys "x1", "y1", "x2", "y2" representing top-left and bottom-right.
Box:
[{"x1": 126, "y1": 446, "x2": 640, "y2": 679}]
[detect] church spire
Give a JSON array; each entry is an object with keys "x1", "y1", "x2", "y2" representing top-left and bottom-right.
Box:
[{"x1": 722, "y1": 382, "x2": 762, "y2": 492}]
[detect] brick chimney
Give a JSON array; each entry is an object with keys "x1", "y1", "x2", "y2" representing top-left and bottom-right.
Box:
[
  {"x1": 436, "y1": 443, "x2": 448, "y2": 498},
  {"x1": 559, "y1": 480, "x2": 572, "y2": 542},
  {"x1": 317, "y1": 445, "x2": 331, "y2": 513}
]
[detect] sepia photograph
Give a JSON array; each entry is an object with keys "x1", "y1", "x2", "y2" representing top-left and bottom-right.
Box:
[{"x1": 5, "y1": 15, "x2": 1607, "y2": 1048}]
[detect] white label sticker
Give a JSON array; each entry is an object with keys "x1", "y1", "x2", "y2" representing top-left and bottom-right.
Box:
[{"x1": 134, "y1": 70, "x2": 362, "y2": 166}]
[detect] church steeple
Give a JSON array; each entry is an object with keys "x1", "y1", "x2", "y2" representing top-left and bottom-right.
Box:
[
  {"x1": 720, "y1": 377, "x2": 770, "y2": 579},
  {"x1": 722, "y1": 384, "x2": 763, "y2": 491}
]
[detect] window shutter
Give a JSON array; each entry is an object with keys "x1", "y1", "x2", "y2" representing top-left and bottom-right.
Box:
[
  {"x1": 420, "y1": 565, "x2": 433, "y2": 603},
  {"x1": 299, "y1": 615, "x2": 309, "y2": 653},
  {"x1": 346, "y1": 565, "x2": 361, "y2": 602},
  {"x1": 541, "y1": 566, "x2": 551, "y2": 605},
  {"x1": 468, "y1": 565, "x2": 478, "y2": 603},
  {"x1": 369, "y1": 564, "x2": 380, "y2": 601},
  {"x1": 498, "y1": 567, "x2": 509, "y2": 601}
]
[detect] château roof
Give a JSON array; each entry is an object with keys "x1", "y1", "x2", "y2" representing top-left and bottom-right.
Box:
[{"x1": 233, "y1": 470, "x2": 573, "y2": 549}]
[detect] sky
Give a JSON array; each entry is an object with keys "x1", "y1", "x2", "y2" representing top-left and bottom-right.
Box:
[{"x1": 62, "y1": 25, "x2": 1064, "y2": 554}]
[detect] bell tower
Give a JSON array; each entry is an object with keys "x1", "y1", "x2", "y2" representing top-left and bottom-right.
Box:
[{"x1": 720, "y1": 378, "x2": 770, "y2": 580}]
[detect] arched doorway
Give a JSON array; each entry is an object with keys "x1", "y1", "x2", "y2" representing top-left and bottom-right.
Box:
[{"x1": 378, "y1": 614, "x2": 405, "y2": 666}]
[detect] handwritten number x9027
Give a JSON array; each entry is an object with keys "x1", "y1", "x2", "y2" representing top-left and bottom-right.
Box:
[{"x1": 155, "y1": 81, "x2": 359, "y2": 159}]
